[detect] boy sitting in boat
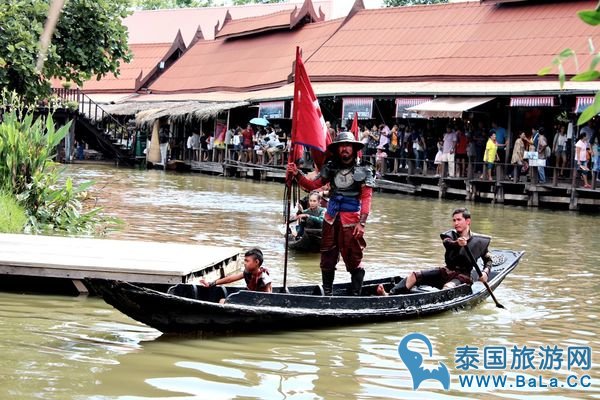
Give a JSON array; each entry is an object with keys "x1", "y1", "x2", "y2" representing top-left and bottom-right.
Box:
[
  {"x1": 200, "y1": 248, "x2": 272, "y2": 294},
  {"x1": 377, "y1": 207, "x2": 493, "y2": 295},
  {"x1": 295, "y1": 191, "x2": 326, "y2": 238}
]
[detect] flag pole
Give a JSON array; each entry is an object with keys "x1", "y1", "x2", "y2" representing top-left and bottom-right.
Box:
[{"x1": 282, "y1": 47, "x2": 302, "y2": 293}]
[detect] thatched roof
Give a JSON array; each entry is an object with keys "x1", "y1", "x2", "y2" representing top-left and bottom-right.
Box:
[{"x1": 96, "y1": 100, "x2": 249, "y2": 125}]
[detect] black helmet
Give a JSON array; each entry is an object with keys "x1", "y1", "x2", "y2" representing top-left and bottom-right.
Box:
[{"x1": 327, "y1": 131, "x2": 364, "y2": 153}]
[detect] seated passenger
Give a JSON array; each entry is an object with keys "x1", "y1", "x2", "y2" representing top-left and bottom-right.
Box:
[
  {"x1": 295, "y1": 191, "x2": 326, "y2": 238},
  {"x1": 201, "y1": 248, "x2": 272, "y2": 294},
  {"x1": 377, "y1": 207, "x2": 493, "y2": 295}
]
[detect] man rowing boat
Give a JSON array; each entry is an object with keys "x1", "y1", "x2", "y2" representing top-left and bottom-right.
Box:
[{"x1": 378, "y1": 207, "x2": 493, "y2": 295}]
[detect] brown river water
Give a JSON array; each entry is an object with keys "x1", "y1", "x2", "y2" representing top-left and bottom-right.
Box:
[{"x1": 0, "y1": 163, "x2": 599, "y2": 399}]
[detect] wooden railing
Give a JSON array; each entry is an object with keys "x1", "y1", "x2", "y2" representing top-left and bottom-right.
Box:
[{"x1": 51, "y1": 88, "x2": 130, "y2": 152}]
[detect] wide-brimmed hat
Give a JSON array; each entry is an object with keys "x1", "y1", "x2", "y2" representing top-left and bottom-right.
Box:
[{"x1": 327, "y1": 131, "x2": 365, "y2": 152}]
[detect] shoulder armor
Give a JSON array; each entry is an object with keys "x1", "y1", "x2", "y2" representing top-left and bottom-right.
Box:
[
  {"x1": 319, "y1": 161, "x2": 336, "y2": 180},
  {"x1": 440, "y1": 229, "x2": 458, "y2": 241},
  {"x1": 353, "y1": 164, "x2": 376, "y2": 187}
]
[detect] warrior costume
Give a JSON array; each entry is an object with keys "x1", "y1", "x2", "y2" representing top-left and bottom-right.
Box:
[{"x1": 296, "y1": 132, "x2": 375, "y2": 295}]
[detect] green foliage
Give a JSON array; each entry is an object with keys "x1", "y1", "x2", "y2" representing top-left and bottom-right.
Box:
[
  {"x1": 0, "y1": 91, "x2": 117, "y2": 235},
  {"x1": 134, "y1": 0, "x2": 215, "y2": 9},
  {"x1": 384, "y1": 0, "x2": 447, "y2": 6},
  {"x1": 231, "y1": 0, "x2": 285, "y2": 5},
  {"x1": 0, "y1": 191, "x2": 27, "y2": 233},
  {"x1": 538, "y1": 5, "x2": 600, "y2": 125},
  {"x1": 0, "y1": 0, "x2": 132, "y2": 101}
]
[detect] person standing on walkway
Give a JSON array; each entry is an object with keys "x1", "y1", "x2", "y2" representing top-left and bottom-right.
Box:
[
  {"x1": 287, "y1": 132, "x2": 375, "y2": 296},
  {"x1": 482, "y1": 132, "x2": 498, "y2": 181},
  {"x1": 442, "y1": 126, "x2": 457, "y2": 177},
  {"x1": 537, "y1": 127, "x2": 549, "y2": 184}
]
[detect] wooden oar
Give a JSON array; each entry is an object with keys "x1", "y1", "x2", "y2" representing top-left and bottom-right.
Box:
[{"x1": 464, "y1": 245, "x2": 505, "y2": 309}]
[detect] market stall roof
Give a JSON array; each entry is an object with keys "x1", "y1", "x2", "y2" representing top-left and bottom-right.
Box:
[
  {"x1": 124, "y1": 0, "x2": 332, "y2": 44},
  {"x1": 302, "y1": 1, "x2": 597, "y2": 82},
  {"x1": 407, "y1": 97, "x2": 495, "y2": 118},
  {"x1": 131, "y1": 101, "x2": 250, "y2": 125},
  {"x1": 215, "y1": 0, "x2": 324, "y2": 40},
  {"x1": 53, "y1": 32, "x2": 186, "y2": 93},
  {"x1": 148, "y1": 18, "x2": 343, "y2": 93}
]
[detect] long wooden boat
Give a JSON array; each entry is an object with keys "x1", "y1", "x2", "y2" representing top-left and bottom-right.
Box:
[{"x1": 87, "y1": 249, "x2": 523, "y2": 334}]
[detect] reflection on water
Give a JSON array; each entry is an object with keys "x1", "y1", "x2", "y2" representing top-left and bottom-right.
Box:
[{"x1": 1, "y1": 164, "x2": 599, "y2": 399}]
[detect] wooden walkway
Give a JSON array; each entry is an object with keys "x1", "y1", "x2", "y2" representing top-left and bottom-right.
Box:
[{"x1": 0, "y1": 234, "x2": 242, "y2": 293}]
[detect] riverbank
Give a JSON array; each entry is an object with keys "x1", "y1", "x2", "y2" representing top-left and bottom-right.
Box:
[{"x1": 170, "y1": 158, "x2": 600, "y2": 212}]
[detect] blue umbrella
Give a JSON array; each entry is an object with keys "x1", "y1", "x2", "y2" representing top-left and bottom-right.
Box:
[{"x1": 249, "y1": 117, "x2": 269, "y2": 126}]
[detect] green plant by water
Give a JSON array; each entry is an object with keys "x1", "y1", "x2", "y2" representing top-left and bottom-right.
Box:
[{"x1": 0, "y1": 91, "x2": 117, "y2": 235}]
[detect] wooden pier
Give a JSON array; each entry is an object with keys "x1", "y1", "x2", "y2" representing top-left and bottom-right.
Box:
[
  {"x1": 0, "y1": 234, "x2": 242, "y2": 294},
  {"x1": 181, "y1": 159, "x2": 600, "y2": 211}
]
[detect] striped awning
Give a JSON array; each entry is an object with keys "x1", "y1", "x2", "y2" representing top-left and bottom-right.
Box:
[
  {"x1": 407, "y1": 97, "x2": 495, "y2": 118},
  {"x1": 396, "y1": 97, "x2": 431, "y2": 118},
  {"x1": 575, "y1": 96, "x2": 594, "y2": 114},
  {"x1": 342, "y1": 97, "x2": 373, "y2": 119},
  {"x1": 509, "y1": 97, "x2": 554, "y2": 107}
]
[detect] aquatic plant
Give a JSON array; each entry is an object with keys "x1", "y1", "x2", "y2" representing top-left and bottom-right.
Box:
[
  {"x1": 0, "y1": 91, "x2": 116, "y2": 234},
  {"x1": 0, "y1": 191, "x2": 27, "y2": 233}
]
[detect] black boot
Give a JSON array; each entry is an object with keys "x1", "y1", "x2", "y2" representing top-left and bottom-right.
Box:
[
  {"x1": 322, "y1": 270, "x2": 335, "y2": 296},
  {"x1": 349, "y1": 268, "x2": 365, "y2": 296},
  {"x1": 389, "y1": 277, "x2": 410, "y2": 295}
]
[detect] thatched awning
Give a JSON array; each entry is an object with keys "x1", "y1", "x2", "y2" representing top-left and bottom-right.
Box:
[
  {"x1": 96, "y1": 100, "x2": 249, "y2": 125},
  {"x1": 135, "y1": 101, "x2": 249, "y2": 125}
]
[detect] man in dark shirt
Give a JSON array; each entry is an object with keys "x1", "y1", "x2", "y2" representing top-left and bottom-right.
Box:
[{"x1": 378, "y1": 207, "x2": 493, "y2": 295}]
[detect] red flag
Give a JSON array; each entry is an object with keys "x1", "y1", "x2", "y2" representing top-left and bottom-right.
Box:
[
  {"x1": 350, "y1": 111, "x2": 362, "y2": 159},
  {"x1": 289, "y1": 47, "x2": 330, "y2": 170},
  {"x1": 350, "y1": 111, "x2": 359, "y2": 139}
]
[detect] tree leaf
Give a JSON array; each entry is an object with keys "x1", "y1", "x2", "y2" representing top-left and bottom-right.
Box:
[
  {"x1": 559, "y1": 48, "x2": 575, "y2": 59},
  {"x1": 571, "y1": 70, "x2": 600, "y2": 81},
  {"x1": 538, "y1": 65, "x2": 553, "y2": 76},
  {"x1": 578, "y1": 10, "x2": 600, "y2": 25}
]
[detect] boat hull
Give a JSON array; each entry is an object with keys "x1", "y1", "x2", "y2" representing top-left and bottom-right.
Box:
[{"x1": 88, "y1": 250, "x2": 523, "y2": 334}]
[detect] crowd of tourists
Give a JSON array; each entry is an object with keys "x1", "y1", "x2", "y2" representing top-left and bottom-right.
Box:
[{"x1": 179, "y1": 117, "x2": 600, "y2": 188}]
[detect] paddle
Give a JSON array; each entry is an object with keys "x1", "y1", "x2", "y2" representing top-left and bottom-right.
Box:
[{"x1": 464, "y1": 245, "x2": 505, "y2": 309}]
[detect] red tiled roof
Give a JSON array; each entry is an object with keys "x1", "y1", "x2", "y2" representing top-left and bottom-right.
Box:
[
  {"x1": 148, "y1": 18, "x2": 344, "y2": 94},
  {"x1": 305, "y1": 1, "x2": 597, "y2": 82},
  {"x1": 78, "y1": 31, "x2": 185, "y2": 93},
  {"x1": 124, "y1": 0, "x2": 333, "y2": 44},
  {"x1": 215, "y1": 0, "x2": 325, "y2": 40},
  {"x1": 215, "y1": 10, "x2": 292, "y2": 39}
]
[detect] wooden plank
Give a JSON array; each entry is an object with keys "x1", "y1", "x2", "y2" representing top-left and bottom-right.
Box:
[
  {"x1": 503, "y1": 194, "x2": 528, "y2": 201},
  {"x1": 539, "y1": 195, "x2": 571, "y2": 204},
  {"x1": 420, "y1": 184, "x2": 441, "y2": 192},
  {"x1": 0, "y1": 234, "x2": 242, "y2": 283},
  {"x1": 576, "y1": 197, "x2": 600, "y2": 205}
]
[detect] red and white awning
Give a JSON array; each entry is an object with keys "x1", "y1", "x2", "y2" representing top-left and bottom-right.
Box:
[
  {"x1": 509, "y1": 97, "x2": 554, "y2": 107},
  {"x1": 575, "y1": 96, "x2": 594, "y2": 114}
]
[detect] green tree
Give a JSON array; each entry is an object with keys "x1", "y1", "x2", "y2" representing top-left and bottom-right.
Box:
[
  {"x1": 134, "y1": 0, "x2": 215, "y2": 9},
  {"x1": 539, "y1": 1, "x2": 600, "y2": 124},
  {"x1": 0, "y1": 0, "x2": 132, "y2": 101},
  {"x1": 232, "y1": 0, "x2": 285, "y2": 5},
  {"x1": 384, "y1": 0, "x2": 448, "y2": 6}
]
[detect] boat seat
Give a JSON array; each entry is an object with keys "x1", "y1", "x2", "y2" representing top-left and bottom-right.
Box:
[
  {"x1": 167, "y1": 283, "x2": 199, "y2": 299},
  {"x1": 167, "y1": 283, "x2": 228, "y2": 302}
]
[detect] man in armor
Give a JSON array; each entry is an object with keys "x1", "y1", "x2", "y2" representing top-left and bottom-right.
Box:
[
  {"x1": 287, "y1": 132, "x2": 375, "y2": 296},
  {"x1": 377, "y1": 207, "x2": 493, "y2": 295}
]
